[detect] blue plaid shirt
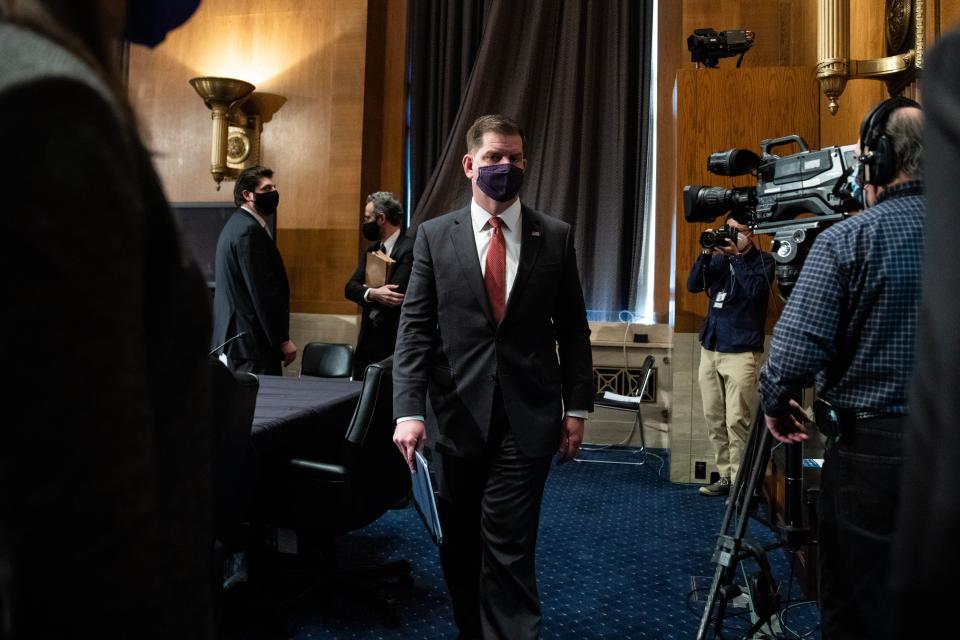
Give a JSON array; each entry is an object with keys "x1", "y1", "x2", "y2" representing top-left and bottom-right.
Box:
[{"x1": 760, "y1": 182, "x2": 925, "y2": 417}]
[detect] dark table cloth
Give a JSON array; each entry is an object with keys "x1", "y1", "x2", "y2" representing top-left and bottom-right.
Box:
[{"x1": 251, "y1": 374, "x2": 362, "y2": 461}]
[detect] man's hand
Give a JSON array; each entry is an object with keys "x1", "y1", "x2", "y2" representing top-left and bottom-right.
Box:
[
  {"x1": 368, "y1": 284, "x2": 405, "y2": 307},
  {"x1": 557, "y1": 416, "x2": 585, "y2": 464},
  {"x1": 717, "y1": 239, "x2": 740, "y2": 256},
  {"x1": 765, "y1": 399, "x2": 812, "y2": 443},
  {"x1": 281, "y1": 339, "x2": 297, "y2": 367},
  {"x1": 393, "y1": 419, "x2": 426, "y2": 472}
]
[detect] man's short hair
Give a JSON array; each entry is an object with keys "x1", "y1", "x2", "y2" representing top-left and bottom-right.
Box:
[
  {"x1": 234, "y1": 165, "x2": 273, "y2": 206},
  {"x1": 465, "y1": 114, "x2": 526, "y2": 154},
  {"x1": 886, "y1": 108, "x2": 923, "y2": 179},
  {"x1": 367, "y1": 191, "x2": 403, "y2": 226}
]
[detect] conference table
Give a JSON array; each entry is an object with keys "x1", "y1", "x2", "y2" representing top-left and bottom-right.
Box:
[{"x1": 251, "y1": 374, "x2": 363, "y2": 463}]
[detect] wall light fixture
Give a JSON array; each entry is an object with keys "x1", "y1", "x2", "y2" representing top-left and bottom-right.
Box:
[{"x1": 189, "y1": 76, "x2": 261, "y2": 189}]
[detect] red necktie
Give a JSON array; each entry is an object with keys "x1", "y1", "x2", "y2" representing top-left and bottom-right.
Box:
[{"x1": 484, "y1": 216, "x2": 506, "y2": 323}]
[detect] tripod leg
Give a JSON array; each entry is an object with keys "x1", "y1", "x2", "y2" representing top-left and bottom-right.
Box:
[{"x1": 697, "y1": 412, "x2": 774, "y2": 640}]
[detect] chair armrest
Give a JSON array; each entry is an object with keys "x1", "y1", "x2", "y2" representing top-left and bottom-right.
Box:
[{"x1": 287, "y1": 459, "x2": 348, "y2": 482}]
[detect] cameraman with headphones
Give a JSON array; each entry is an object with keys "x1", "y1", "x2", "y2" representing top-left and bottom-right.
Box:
[
  {"x1": 760, "y1": 97, "x2": 924, "y2": 639},
  {"x1": 688, "y1": 218, "x2": 774, "y2": 497}
]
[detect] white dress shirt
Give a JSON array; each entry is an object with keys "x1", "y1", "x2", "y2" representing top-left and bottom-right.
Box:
[{"x1": 381, "y1": 228, "x2": 401, "y2": 255}]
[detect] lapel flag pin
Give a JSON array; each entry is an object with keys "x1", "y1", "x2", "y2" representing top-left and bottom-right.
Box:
[{"x1": 531, "y1": 230, "x2": 540, "y2": 237}]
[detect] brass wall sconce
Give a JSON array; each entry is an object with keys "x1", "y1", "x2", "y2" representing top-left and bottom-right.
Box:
[
  {"x1": 816, "y1": 0, "x2": 925, "y2": 115},
  {"x1": 189, "y1": 76, "x2": 261, "y2": 189}
]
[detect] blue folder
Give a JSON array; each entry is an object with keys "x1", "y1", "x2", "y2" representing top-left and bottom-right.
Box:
[{"x1": 412, "y1": 451, "x2": 444, "y2": 545}]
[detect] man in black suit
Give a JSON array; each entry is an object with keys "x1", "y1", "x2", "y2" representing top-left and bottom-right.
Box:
[
  {"x1": 393, "y1": 114, "x2": 593, "y2": 639},
  {"x1": 344, "y1": 191, "x2": 414, "y2": 379},
  {"x1": 211, "y1": 165, "x2": 297, "y2": 375}
]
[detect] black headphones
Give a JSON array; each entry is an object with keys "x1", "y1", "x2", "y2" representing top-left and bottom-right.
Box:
[{"x1": 858, "y1": 96, "x2": 921, "y2": 186}]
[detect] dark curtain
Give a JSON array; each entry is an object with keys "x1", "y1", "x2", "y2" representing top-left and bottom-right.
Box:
[
  {"x1": 407, "y1": 0, "x2": 654, "y2": 313},
  {"x1": 407, "y1": 0, "x2": 488, "y2": 213}
]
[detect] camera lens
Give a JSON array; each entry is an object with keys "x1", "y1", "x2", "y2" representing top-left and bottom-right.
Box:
[{"x1": 699, "y1": 230, "x2": 718, "y2": 249}]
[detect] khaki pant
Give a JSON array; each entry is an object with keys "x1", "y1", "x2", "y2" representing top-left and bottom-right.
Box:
[{"x1": 698, "y1": 348, "x2": 761, "y2": 483}]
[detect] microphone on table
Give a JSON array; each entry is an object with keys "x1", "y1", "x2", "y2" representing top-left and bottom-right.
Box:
[{"x1": 209, "y1": 331, "x2": 248, "y2": 356}]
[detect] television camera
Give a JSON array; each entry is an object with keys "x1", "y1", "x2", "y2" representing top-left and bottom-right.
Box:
[
  {"x1": 684, "y1": 135, "x2": 860, "y2": 297},
  {"x1": 688, "y1": 28, "x2": 755, "y2": 68}
]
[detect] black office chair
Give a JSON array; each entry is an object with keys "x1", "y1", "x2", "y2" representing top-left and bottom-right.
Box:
[
  {"x1": 589, "y1": 354, "x2": 665, "y2": 475},
  {"x1": 208, "y1": 357, "x2": 260, "y2": 624},
  {"x1": 300, "y1": 342, "x2": 354, "y2": 378},
  {"x1": 259, "y1": 357, "x2": 412, "y2": 627}
]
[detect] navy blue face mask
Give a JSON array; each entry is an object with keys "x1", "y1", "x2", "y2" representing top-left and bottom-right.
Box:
[
  {"x1": 476, "y1": 164, "x2": 524, "y2": 203},
  {"x1": 125, "y1": 0, "x2": 201, "y2": 47}
]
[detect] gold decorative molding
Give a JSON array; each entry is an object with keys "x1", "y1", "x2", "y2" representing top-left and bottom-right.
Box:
[
  {"x1": 189, "y1": 76, "x2": 260, "y2": 189},
  {"x1": 817, "y1": 0, "x2": 926, "y2": 115}
]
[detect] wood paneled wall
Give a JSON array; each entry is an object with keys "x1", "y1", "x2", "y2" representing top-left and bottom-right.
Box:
[
  {"x1": 674, "y1": 67, "x2": 820, "y2": 333},
  {"x1": 128, "y1": 0, "x2": 407, "y2": 315}
]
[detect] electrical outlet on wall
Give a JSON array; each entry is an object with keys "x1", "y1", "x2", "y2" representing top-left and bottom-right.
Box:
[{"x1": 695, "y1": 460, "x2": 706, "y2": 480}]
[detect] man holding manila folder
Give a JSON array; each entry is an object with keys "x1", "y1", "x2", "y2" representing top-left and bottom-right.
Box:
[
  {"x1": 345, "y1": 191, "x2": 414, "y2": 379},
  {"x1": 392, "y1": 114, "x2": 594, "y2": 639}
]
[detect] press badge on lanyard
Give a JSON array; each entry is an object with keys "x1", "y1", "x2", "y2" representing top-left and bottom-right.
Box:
[{"x1": 713, "y1": 291, "x2": 727, "y2": 309}]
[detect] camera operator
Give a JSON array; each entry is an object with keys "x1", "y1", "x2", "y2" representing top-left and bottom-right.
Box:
[
  {"x1": 759, "y1": 97, "x2": 923, "y2": 639},
  {"x1": 688, "y1": 218, "x2": 774, "y2": 497}
]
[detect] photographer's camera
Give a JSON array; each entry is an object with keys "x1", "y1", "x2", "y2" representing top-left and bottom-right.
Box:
[{"x1": 699, "y1": 225, "x2": 740, "y2": 250}]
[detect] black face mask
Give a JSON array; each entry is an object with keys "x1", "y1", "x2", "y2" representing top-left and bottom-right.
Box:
[
  {"x1": 254, "y1": 190, "x2": 279, "y2": 216},
  {"x1": 362, "y1": 220, "x2": 381, "y2": 241}
]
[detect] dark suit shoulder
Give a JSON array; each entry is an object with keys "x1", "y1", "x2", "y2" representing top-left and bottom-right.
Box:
[{"x1": 230, "y1": 210, "x2": 272, "y2": 243}]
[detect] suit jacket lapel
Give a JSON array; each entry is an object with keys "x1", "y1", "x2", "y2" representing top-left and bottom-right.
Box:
[
  {"x1": 503, "y1": 206, "x2": 542, "y2": 322},
  {"x1": 449, "y1": 207, "x2": 496, "y2": 328}
]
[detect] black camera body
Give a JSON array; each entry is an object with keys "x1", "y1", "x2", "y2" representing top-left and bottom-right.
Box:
[
  {"x1": 699, "y1": 225, "x2": 739, "y2": 250},
  {"x1": 683, "y1": 135, "x2": 860, "y2": 296},
  {"x1": 684, "y1": 135, "x2": 859, "y2": 226},
  {"x1": 688, "y1": 28, "x2": 755, "y2": 68}
]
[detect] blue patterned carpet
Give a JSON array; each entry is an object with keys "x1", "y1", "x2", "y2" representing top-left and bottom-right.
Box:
[{"x1": 264, "y1": 448, "x2": 820, "y2": 639}]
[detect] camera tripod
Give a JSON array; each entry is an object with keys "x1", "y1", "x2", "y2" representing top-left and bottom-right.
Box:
[{"x1": 695, "y1": 409, "x2": 810, "y2": 640}]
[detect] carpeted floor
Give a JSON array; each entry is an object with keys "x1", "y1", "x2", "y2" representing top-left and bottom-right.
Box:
[{"x1": 238, "y1": 448, "x2": 821, "y2": 639}]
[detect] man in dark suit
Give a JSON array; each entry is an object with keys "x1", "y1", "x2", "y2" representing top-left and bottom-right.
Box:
[
  {"x1": 344, "y1": 191, "x2": 414, "y2": 379},
  {"x1": 211, "y1": 165, "x2": 297, "y2": 375},
  {"x1": 393, "y1": 114, "x2": 593, "y2": 639}
]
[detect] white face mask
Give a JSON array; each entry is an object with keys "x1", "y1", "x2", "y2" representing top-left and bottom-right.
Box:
[{"x1": 736, "y1": 232, "x2": 752, "y2": 252}]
